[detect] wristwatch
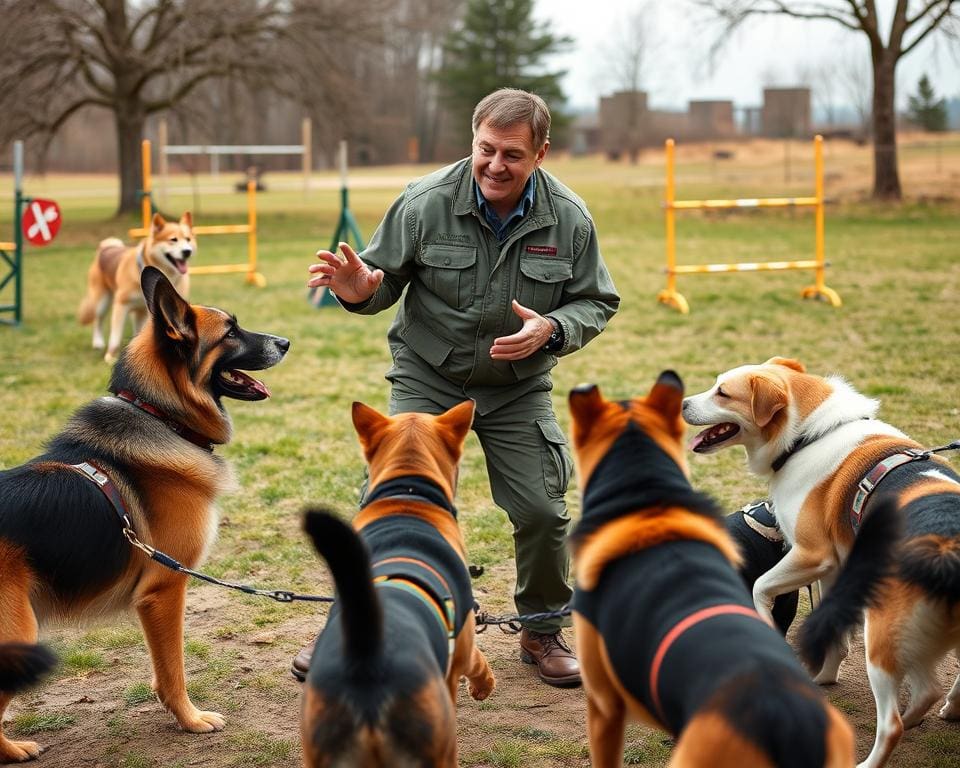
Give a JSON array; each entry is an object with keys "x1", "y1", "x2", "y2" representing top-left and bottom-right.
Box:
[{"x1": 543, "y1": 317, "x2": 564, "y2": 353}]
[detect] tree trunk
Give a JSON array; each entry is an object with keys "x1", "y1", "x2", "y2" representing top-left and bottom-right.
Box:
[
  {"x1": 871, "y1": 53, "x2": 901, "y2": 200},
  {"x1": 115, "y1": 107, "x2": 146, "y2": 216}
]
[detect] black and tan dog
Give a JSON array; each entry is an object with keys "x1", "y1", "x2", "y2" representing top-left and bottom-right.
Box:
[
  {"x1": 300, "y1": 400, "x2": 495, "y2": 767},
  {"x1": 0, "y1": 266, "x2": 288, "y2": 762},
  {"x1": 567, "y1": 372, "x2": 856, "y2": 768}
]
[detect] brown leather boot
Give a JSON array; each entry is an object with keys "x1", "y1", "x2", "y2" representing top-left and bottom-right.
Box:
[
  {"x1": 291, "y1": 637, "x2": 316, "y2": 682},
  {"x1": 519, "y1": 629, "x2": 581, "y2": 687}
]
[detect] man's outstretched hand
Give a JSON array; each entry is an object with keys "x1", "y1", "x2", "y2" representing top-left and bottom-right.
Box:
[
  {"x1": 307, "y1": 242, "x2": 383, "y2": 304},
  {"x1": 490, "y1": 300, "x2": 555, "y2": 361}
]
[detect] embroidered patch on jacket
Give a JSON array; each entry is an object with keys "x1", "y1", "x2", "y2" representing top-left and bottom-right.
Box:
[{"x1": 525, "y1": 245, "x2": 558, "y2": 255}]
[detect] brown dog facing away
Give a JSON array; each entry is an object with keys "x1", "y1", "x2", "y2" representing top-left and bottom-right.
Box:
[
  {"x1": 79, "y1": 212, "x2": 195, "y2": 363},
  {"x1": 300, "y1": 400, "x2": 495, "y2": 768},
  {"x1": 0, "y1": 266, "x2": 288, "y2": 762},
  {"x1": 683, "y1": 357, "x2": 960, "y2": 768},
  {"x1": 567, "y1": 371, "x2": 856, "y2": 768}
]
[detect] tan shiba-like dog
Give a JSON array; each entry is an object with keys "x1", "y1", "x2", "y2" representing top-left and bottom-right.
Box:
[
  {"x1": 568, "y1": 372, "x2": 855, "y2": 768},
  {"x1": 300, "y1": 400, "x2": 495, "y2": 767},
  {"x1": 683, "y1": 357, "x2": 960, "y2": 768},
  {"x1": 79, "y1": 212, "x2": 196, "y2": 363}
]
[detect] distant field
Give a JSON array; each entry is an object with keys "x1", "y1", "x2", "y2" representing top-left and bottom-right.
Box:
[{"x1": 1, "y1": 135, "x2": 959, "y2": 767}]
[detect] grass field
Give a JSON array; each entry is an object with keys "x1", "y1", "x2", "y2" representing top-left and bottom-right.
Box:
[{"x1": 1, "y1": 134, "x2": 959, "y2": 767}]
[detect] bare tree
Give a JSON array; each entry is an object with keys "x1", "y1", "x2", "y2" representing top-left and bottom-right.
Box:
[
  {"x1": 597, "y1": 2, "x2": 660, "y2": 162},
  {"x1": 0, "y1": 0, "x2": 388, "y2": 214},
  {"x1": 838, "y1": 48, "x2": 873, "y2": 137},
  {"x1": 693, "y1": 0, "x2": 960, "y2": 200}
]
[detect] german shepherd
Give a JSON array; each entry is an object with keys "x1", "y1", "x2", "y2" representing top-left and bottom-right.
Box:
[
  {"x1": 79, "y1": 212, "x2": 195, "y2": 363},
  {"x1": 300, "y1": 400, "x2": 495, "y2": 768},
  {"x1": 0, "y1": 266, "x2": 288, "y2": 763},
  {"x1": 567, "y1": 372, "x2": 857, "y2": 768}
]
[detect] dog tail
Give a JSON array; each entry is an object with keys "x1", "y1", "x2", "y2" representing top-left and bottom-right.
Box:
[
  {"x1": 303, "y1": 508, "x2": 382, "y2": 661},
  {"x1": 0, "y1": 643, "x2": 57, "y2": 693},
  {"x1": 899, "y1": 492, "x2": 960, "y2": 603},
  {"x1": 799, "y1": 495, "x2": 901, "y2": 671}
]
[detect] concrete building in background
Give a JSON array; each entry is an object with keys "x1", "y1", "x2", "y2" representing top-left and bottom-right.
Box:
[
  {"x1": 762, "y1": 87, "x2": 812, "y2": 138},
  {"x1": 593, "y1": 86, "x2": 813, "y2": 158}
]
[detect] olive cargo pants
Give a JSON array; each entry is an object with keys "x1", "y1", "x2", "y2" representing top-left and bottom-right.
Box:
[{"x1": 385, "y1": 379, "x2": 574, "y2": 633}]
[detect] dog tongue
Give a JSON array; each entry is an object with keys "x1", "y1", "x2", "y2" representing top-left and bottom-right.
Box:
[
  {"x1": 175, "y1": 260, "x2": 188, "y2": 275},
  {"x1": 688, "y1": 431, "x2": 708, "y2": 452},
  {"x1": 221, "y1": 369, "x2": 271, "y2": 399}
]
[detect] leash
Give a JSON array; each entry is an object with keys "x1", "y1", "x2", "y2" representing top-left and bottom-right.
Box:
[
  {"x1": 473, "y1": 605, "x2": 572, "y2": 634},
  {"x1": 68, "y1": 461, "x2": 334, "y2": 605}
]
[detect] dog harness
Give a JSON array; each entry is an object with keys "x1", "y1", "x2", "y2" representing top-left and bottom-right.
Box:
[
  {"x1": 850, "y1": 442, "x2": 960, "y2": 531},
  {"x1": 360, "y1": 476, "x2": 473, "y2": 672}
]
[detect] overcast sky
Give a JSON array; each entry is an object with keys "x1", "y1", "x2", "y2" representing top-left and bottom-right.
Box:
[{"x1": 534, "y1": 0, "x2": 960, "y2": 113}]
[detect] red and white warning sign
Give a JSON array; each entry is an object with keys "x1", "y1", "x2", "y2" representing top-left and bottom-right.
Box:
[{"x1": 22, "y1": 198, "x2": 62, "y2": 246}]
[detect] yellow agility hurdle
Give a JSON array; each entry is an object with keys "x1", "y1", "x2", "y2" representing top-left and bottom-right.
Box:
[
  {"x1": 656, "y1": 135, "x2": 840, "y2": 314},
  {"x1": 129, "y1": 140, "x2": 265, "y2": 287}
]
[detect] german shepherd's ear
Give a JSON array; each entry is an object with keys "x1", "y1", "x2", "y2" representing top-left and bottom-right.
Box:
[
  {"x1": 151, "y1": 212, "x2": 168, "y2": 235},
  {"x1": 179, "y1": 211, "x2": 193, "y2": 230},
  {"x1": 765, "y1": 356, "x2": 805, "y2": 373},
  {"x1": 750, "y1": 373, "x2": 788, "y2": 428},
  {"x1": 568, "y1": 384, "x2": 607, "y2": 446},
  {"x1": 646, "y1": 370, "x2": 684, "y2": 417},
  {"x1": 141, "y1": 266, "x2": 197, "y2": 351},
  {"x1": 352, "y1": 401, "x2": 390, "y2": 459},
  {"x1": 435, "y1": 400, "x2": 474, "y2": 456}
]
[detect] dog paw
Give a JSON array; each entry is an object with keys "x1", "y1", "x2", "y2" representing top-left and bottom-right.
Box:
[
  {"x1": 812, "y1": 672, "x2": 839, "y2": 685},
  {"x1": 179, "y1": 710, "x2": 226, "y2": 733},
  {"x1": 92, "y1": 340, "x2": 105, "y2": 350},
  {"x1": 103, "y1": 352, "x2": 118, "y2": 365},
  {"x1": 938, "y1": 702, "x2": 960, "y2": 721},
  {"x1": 0, "y1": 738, "x2": 43, "y2": 762},
  {"x1": 468, "y1": 674, "x2": 496, "y2": 701}
]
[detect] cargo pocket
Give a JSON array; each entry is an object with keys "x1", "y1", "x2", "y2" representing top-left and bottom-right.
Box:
[
  {"x1": 418, "y1": 244, "x2": 477, "y2": 310},
  {"x1": 537, "y1": 418, "x2": 572, "y2": 498},
  {"x1": 518, "y1": 254, "x2": 573, "y2": 314}
]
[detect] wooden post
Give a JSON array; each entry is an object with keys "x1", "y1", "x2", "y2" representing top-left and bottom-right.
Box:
[{"x1": 302, "y1": 117, "x2": 312, "y2": 199}]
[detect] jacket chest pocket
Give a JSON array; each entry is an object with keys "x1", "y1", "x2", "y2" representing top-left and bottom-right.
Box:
[
  {"x1": 418, "y1": 244, "x2": 477, "y2": 310},
  {"x1": 518, "y1": 254, "x2": 573, "y2": 314}
]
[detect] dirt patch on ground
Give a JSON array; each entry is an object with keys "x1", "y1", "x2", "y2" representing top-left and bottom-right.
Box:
[{"x1": 6, "y1": 586, "x2": 959, "y2": 767}]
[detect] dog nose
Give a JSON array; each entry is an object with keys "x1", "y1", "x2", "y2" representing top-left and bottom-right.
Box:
[
  {"x1": 182, "y1": 248, "x2": 193, "y2": 259},
  {"x1": 276, "y1": 337, "x2": 291, "y2": 354}
]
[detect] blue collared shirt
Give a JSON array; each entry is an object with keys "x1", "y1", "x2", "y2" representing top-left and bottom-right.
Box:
[{"x1": 475, "y1": 174, "x2": 536, "y2": 243}]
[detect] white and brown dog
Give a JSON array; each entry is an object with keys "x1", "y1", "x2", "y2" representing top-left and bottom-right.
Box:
[
  {"x1": 79, "y1": 212, "x2": 195, "y2": 363},
  {"x1": 683, "y1": 357, "x2": 960, "y2": 768}
]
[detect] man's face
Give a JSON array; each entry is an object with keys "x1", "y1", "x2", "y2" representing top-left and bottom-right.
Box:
[{"x1": 472, "y1": 120, "x2": 548, "y2": 216}]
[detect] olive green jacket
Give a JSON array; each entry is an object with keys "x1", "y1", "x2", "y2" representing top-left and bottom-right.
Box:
[{"x1": 342, "y1": 159, "x2": 620, "y2": 415}]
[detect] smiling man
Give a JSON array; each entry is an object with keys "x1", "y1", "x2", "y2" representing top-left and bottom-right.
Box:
[{"x1": 302, "y1": 88, "x2": 619, "y2": 687}]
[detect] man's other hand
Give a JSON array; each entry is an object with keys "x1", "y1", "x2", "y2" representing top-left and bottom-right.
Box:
[{"x1": 490, "y1": 300, "x2": 554, "y2": 361}]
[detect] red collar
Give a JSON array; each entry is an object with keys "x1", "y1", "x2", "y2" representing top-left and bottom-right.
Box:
[{"x1": 114, "y1": 390, "x2": 215, "y2": 452}]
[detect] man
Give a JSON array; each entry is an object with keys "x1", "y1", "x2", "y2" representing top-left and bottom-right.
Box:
[{"x1": 299, "y1": 88, "x2": 619, "y2": 687}]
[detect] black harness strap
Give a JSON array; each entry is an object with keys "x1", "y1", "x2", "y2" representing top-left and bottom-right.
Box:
[{"x1": 66, "y1": 461, "x2": 333, "y2": 604}]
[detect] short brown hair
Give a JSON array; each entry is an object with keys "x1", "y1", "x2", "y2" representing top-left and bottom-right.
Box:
[{"x1": 472, "y1": 89, "x2": 551, "y2": 149}]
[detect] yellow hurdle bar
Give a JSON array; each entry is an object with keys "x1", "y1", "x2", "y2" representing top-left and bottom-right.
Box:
[
  {"x1": 0, "y1": 242, "x2": 14, "y2": 250},
  {"x1": 656, "y1": 134, "x2": 840, "y2": 314},
  {"x1": 130, "y1": 141, "x2": 265, "y2": 287},
  {"x1": 669, "y1": 197, "x2": 818, "y2": 209}
]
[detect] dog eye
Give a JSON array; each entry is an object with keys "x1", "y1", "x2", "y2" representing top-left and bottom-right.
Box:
[
  {"x1": 225, "y1": 328, "x2": 238, "y2": 339},
  {"x1": 716, "y1": 387, "x2": 729, "y2": 398}
]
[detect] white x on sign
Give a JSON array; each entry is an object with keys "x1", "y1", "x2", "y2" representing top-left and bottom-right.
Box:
[{"x1": 28, "y1": 201, "x2": 59, "y2": 241}]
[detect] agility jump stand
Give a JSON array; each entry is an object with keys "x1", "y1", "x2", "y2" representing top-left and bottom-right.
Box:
[
  {"x1": 130, "y1": 140, "x2": 265, "y2": 287},
  {"x1": 657, "y1": 135, "x2": 841, "y2": 314},
  {"x1": 310, "y1": 140, "x2": 365, "y2": 308},
  {"x1": 1, "y1": 141, "x2": 25, "y2": 326}
]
